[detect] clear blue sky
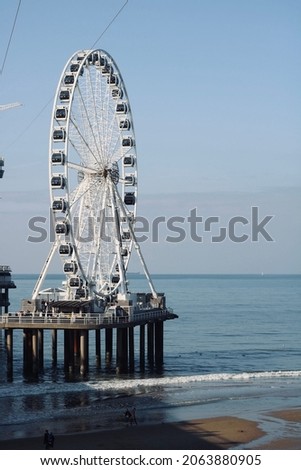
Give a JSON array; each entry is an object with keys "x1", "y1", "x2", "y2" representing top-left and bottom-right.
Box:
[{"x1": 0, "y1": 0, "x2": 300, "y2": 274}]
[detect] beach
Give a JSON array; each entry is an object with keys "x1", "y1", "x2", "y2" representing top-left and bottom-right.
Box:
[
  {"x1": 1, "y1": 275, "x2": 300, "y2": 452},
  {"x1": 0, "y1": 409, "x2": 300, "y2": 450}
]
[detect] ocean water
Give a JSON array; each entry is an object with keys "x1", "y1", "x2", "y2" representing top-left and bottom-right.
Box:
[{"x1": 0, "y1": 274, "x2": 300, "y2": 445}]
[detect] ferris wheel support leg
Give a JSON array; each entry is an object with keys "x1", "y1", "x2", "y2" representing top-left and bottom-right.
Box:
[
  {"x1": 115, "y1": 190, "x2": 158, "y2": 299},
  {"x1": 110, "y1": 182, "x2": 127, "y2": 296},
  {"x1": 32, "y1": 239, "x2": 59, "y2": 300},
  {"x1": 133, "y1": 240, "x2": 158, "y2": 299}
]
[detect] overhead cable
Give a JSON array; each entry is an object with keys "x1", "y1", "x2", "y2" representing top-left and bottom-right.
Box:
[
  {"x1": 91, "y1": 0, "x2": 128, "y2": 49},
  {"x1": 0, "y1": 0, "x2": 22, "y2": 75},
  {"x1": 4, "y1": 0, "x2": 128, "y2": 150}
]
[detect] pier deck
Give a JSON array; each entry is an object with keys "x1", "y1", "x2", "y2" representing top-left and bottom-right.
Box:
[{"x1": 0, "y1": 309, "x2": 177, "y2": 330}]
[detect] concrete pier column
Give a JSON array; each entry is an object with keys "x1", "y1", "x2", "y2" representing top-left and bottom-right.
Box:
[
  {"x1": 147, "y1": 322, "x2": 154, "y2": 366},
  {"x1": 32, "y1": 329, "x2": 39, "y2": 373},
  {"x1": 23, "y1": 329, "x2": 33, "y2": 373},
  {"x1": 105, "y1": 329, "x2": 113, "y2": 364},
  {"x1": 155, "y1": 321, "x2": 164, "y2": 367},
  {"x1": 80, "y1": 329, "x2": 89, "y2": 375},
  {"x1": 38, "y1": 329, "x2": 44, "y2": 369},
  {"x1": 70, "y1": 330, "x2": 76, "y2": 370},
  {"x1": 63, "y1": 330, "x2": 68, "y2": 370},
  {"x1": 73, "y1": 330, "x2": 80, "y2": 358},
  {"x1": 128, "y1": 327, "x2": 134, "y2": 371},
  {"x1": 95, "y1": 329, "x2": 101, "y2": 367},
  {"x1": 64, "y1": 330, "x2": 74, "y2": 373},
  {"x1": 52, "y1": 329, "x2": 57, "y2": 365},
  {"x1": 6, "y1": 328, "x2": 13, "y2": 377},
  {"x1": 116, "y1": 327, "x2": 128, "y2": 374},
  {"x1": 139, "y1": 324, "x2": 145, "y2": 370}
]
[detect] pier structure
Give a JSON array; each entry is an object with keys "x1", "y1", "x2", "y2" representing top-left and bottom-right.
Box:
[{"x1": 0, "y1": 307, "x2": 176, "y2": 377}]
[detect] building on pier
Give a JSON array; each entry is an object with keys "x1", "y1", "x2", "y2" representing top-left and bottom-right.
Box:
[{"x1": 0, "y1": 266, "x2": 16, "y2": 314}]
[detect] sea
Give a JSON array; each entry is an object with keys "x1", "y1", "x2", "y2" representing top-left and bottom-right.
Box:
[{"x1": 0, "y1": 273, "x2": 300, "y2": 447}]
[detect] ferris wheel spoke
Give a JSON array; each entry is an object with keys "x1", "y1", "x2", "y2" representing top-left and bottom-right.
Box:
[
  {"x1": 98, "y1": 70, "x2": 121, "y2": 166},
  {"x1": 69, "y1": 116, "x2": 100, "y2": 166},
  {"x1": 67, "y1": 161, "x2": 97, "y2": 175},
  {"x1": 68, "y1": 177, "x2": 97, "y2": 209},
  {"x1": 88, "y1": 67, "x2": 109, "y2": 163},
  {"x1": 76, "y1": 77, "x2": 103, "y2": 164}
]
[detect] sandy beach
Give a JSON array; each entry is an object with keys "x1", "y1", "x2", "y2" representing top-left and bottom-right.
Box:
[{"x1": 1, "y1": 409, "x2": 300, "y2": 450}]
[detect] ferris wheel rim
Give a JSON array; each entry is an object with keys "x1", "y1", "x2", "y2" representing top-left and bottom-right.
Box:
[{"x1": 48, "y1": 49, "x2": 138, "y2": 300}]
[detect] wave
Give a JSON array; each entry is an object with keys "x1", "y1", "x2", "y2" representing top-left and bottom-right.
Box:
[
  {"x1": 0, "y1": 370, "x2": 300, "y2": 399},
  {"x1": 89, "y1": 370, "x2": 301, "y2": 391}
]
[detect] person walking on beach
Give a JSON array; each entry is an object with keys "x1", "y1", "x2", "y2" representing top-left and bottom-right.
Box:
[
  {"x1": 48, "y1": 432, "x2": 55, "y2": 449},
  {"x1": 43, "y1": 429, "x2": 49, "y2": 449},
  {"x1": 125, "y1": 408, "x2": 131, "y2": 426},
  {"x1": 131, "y1": 407, "x2": 137, "y2": 425}
]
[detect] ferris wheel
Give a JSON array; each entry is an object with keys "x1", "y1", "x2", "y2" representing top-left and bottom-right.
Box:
[{"x1": 33, "y1": 49, "x2": 155, "y2": 304}]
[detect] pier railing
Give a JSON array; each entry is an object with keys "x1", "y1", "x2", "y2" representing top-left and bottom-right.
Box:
[{"x1": 0, "y1": 308, "x2": 175, "y2": 328}]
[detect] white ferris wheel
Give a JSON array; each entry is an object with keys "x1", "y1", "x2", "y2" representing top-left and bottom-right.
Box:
[{"x1": 33, "y1": 49, "x2": 156, "y2": 306}]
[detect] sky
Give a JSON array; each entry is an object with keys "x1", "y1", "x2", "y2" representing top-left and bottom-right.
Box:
[{"x1": 0, "y1": 0, "x2": 300, "y2": 275}]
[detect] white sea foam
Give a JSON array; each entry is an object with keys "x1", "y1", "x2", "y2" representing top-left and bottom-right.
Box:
[
  {"x1": 1, "y1": 370, "x2": 301, "y2": 399},
  {"x1": 88, "y1": 370, "x2": 301, "y2": 392}
]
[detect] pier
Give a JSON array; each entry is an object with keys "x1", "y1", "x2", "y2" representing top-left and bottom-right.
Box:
[{"x1": 0, "y1": 308, "x2": 177, "y2": 377}]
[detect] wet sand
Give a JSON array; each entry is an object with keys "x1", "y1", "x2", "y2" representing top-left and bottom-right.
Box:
[
  {"x1": 0, "y1": 416, "x2": 266, "y2": 450},
  {"x1": 1, "y1": 409, "x2": 300, "y2": 450},
  {"x1": 255, "y1": 409, "x2": 301, "y2": 450}
]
